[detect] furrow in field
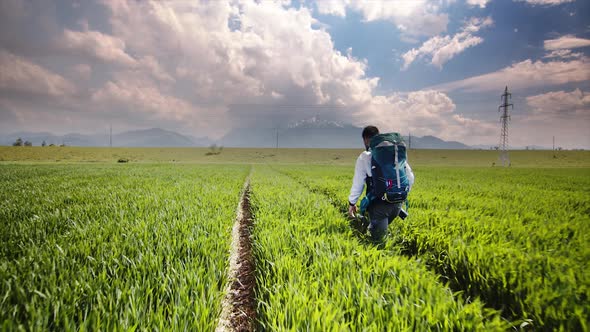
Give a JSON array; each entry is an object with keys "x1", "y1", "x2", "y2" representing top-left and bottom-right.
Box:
[
  {"x1": 270, "y1": 166, "x2": 348, "y2": 215},
  {"x1": 276, "y1": 167, "x2": 515, "y2": 321},
  {"x1": 279, "y1": 168, "x2": 511, "y2": 321},
  {"x1": 250, "y1": 165, "x2": 506, "y2": 330},
  {"x1": 276, "y1": 165, "x2": 590, "y2": 331},
  {"x1": 216, "y1": 178, "x2": 256, "y2": 332},
  {"x1": 0, "y1": 164, "x2": 250, "y2": 330}
]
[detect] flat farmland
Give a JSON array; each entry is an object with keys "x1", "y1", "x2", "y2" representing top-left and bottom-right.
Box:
[
  {"x1": 1, "y1": 164, "x2": 250, "y2": 330},
  {"x1": 0, "y1": 147, "x2": 588, "y2": 331},
  {"x1": 1, "y1": 146, "x2": 589, "y2": 167},
  {"x1": 278, "y1": 165, "x2": 589, "y2": 330}
]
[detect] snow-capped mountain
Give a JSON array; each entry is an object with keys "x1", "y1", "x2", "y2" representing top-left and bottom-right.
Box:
[{"x1": 287, "y1": 115, "x2": 345, "y2": 129}]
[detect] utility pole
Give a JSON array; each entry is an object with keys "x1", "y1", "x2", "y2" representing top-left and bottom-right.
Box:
[
  {"x1": 553, "y1": 136, "x2": 555, "y2": 151},
  {"x1": 408, "y1": 132, "x2": 411, "y2": 149},
  {"x1": 498, "y1": 86, "x2": 513, "y2": 167}
]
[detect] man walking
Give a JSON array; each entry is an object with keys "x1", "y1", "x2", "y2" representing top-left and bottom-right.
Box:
[{"x1": 348, "y1": 126, "x2": 414, "y2": 242}]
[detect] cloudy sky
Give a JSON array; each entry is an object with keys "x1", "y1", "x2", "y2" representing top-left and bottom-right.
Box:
[{"x1": 0, "y1": 0, "x2": 589, "y2": 148}]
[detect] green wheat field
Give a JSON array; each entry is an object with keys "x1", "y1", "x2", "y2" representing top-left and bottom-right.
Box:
[{"x1": 1, "y1": 147, "x2": 588, "y2": 331}]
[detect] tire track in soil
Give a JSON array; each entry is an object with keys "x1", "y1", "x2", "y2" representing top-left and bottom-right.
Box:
[{"x1": 216, "y1": 179, "x2": 256, "y2": 332}]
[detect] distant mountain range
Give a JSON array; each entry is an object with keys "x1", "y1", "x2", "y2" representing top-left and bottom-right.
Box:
[
  {"x1": 219, "y1": 126, "x2": 472, "y2": 149},
  {"x1": 220, "y1": 118, "x2": 472, "y2": 149},
  {"x1": 0, "y1": 128, "x2": 212, "y2": 147},
  {"x1": 2, "y1": 125, "x2": 478, "y2": 149}
]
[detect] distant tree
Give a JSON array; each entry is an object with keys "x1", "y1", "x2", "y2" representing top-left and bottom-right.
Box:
[
  {"x1": 42, "y1": 140, "x2": 47, "y2": 147},
  {"x1": 49, "y1": 143, "x2": 56, "y2": 147},
  {"x1": 13, "y1": 138, "x2": 23, "y2": 146},
  {"x1": 24, "y1": 141, "x2": 32, "y2": 146},
  {"x1": 206, "y1": 144, "x2": 223, "y2": 155}
]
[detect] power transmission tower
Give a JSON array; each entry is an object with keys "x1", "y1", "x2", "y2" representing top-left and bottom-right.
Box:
[{"x1": 498, "y1": 86, "x2": 513, "y2": 166}]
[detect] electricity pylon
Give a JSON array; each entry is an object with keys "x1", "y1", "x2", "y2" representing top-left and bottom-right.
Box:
[{"x1": 498, "y1": 86, "x2": 513, "y2": 167}]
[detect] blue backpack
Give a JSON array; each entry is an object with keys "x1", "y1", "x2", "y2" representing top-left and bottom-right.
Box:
[{"x1": 360, "y1": 133, "x2": 410, "y2": 213}]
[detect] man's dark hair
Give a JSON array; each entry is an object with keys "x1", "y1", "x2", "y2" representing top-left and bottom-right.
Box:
[{"x1": 362, "y1": 126, "x2": 379, "y2": 139}]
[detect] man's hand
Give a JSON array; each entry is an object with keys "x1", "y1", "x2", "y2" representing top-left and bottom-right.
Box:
[{"x1": 348, "y1": 203, "x2": 357, "y2": 218}]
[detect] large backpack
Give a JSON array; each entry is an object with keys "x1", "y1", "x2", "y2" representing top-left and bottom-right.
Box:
[{"x1": 368, "y1": 132, "x2": 409, "y2": 204}]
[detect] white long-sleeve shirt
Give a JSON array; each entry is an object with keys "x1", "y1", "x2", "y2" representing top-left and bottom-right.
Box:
[{"x1": 348, "y1": 150, "x2": 415, "y2": 205}]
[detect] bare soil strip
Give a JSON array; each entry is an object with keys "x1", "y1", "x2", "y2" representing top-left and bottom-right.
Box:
[{"x1": 216, "y1": 179, "x2": 256, "y2": 332}]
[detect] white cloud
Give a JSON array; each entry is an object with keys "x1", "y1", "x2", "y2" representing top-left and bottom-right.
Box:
[
  {"x1": 466, "y1": 0, "x2": 491, "y2": 8},
  {"x1": 71, "y1": 63, "x2": 92, "y2": 80},
  {"x1": 543, "y1": 49, "x2": 583, "y2": 59},
  {"x1": 137, "y1": 56, "x2": 174, "y2": 83},
  {"x1": 58, "y1": 29, "x2": 136, "y2": 66},
  {"x1": 100, "y1": 1, "x2": 379, "y2": 126},
  {"x1": 316, "y1": 0, "x2": 449, "y2": 37},
  {"x1": 0, "y1": 0, "x2": 28, "y2": 18},
  {"x1": 316, "y1": 1, "x2": 347, "y2": 16},
  {"x1": 510, "y1": 117, "x2": 590, "y2": 149},
  {"x1": 401, "y1": 17, "x2": 493, "y2": 70},
  {"x1": 432, "y1": 57, "x2": 590, "y2": 92},
  {"x1": 526, "y1": 89, "x2": 590, "y2": 117},
  {"x1": 519, "y1": 0, "x2": 575, "y2": 6},
  {"x1": 514, "y1": 89, "x2": 590, "y2": 149},
  {"x1": 401, "y1": 49, "x2": 420, "y2": 70},
  {"x1": 0, "y1": 50, "x2": 76, "y2": 97},
  {"x1": 544, "y1": 35, "x2": 590, "y2": 51},
  {"x1": 0, "y1": 2, "x2": 63, "y2": 58},
  {"x1": 92, "y1": 78, "x2": 192, "y2": 119},
  {"x1": 0, "y1": 99, "x2": 76, "y2": 135},
  {"x1": 355, "y1": 90, "x2": 496, "y2": 141},
  {"x1": 90, "y1": 75, "x2": 229, "y2": 137},
  {"x1": 92, "y1": 1, "x2": 489, "y2": 139},
  {"x1": 0, "y1": 0, "x2": 560, "y2": 146}
]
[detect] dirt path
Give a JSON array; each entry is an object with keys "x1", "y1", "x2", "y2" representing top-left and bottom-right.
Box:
[{"x1": 216, "y1": 180, "x2": 256, "y2": 332}]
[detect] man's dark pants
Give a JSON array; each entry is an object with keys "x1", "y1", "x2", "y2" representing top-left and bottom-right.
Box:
[{"x1": 368, "y1": 201, "x2": 402, "y2": 242}]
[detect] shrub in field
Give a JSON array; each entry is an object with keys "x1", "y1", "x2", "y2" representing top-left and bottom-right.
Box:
[{"x1": 205, "y1": 144, "x2": 223, "y2": 155}]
